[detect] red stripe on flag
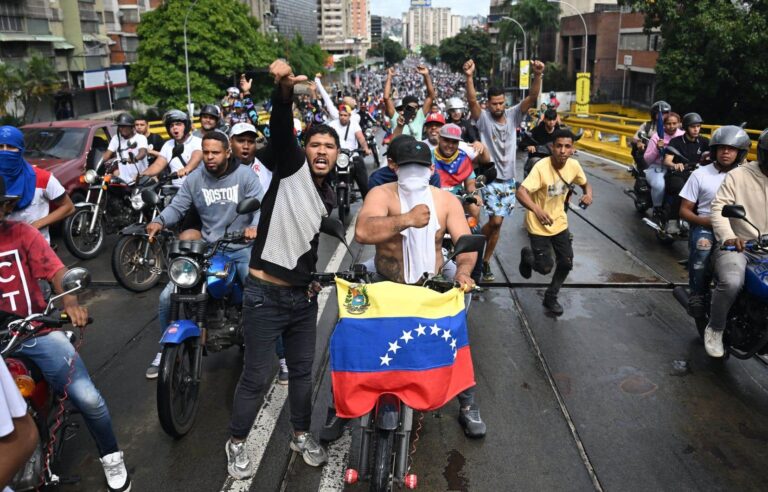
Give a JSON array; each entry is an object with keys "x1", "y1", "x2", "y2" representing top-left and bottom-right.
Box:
[{"x1": 331, "y1": 347, "x2": 475, "y2": 418}]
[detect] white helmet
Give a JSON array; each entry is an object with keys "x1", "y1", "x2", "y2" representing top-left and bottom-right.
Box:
[
  {"x1": 227, "y1": 87, "x2": 240, "y2": 97},
  {"x1": 446, "y1": 97, "x2": 465, "y2": 112}
]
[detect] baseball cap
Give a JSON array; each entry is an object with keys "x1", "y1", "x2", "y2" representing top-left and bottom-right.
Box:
[
  {"x1": 439, "y1": 123, "x2": 462, "y2": 141},
  {"x1": 384, "y1": 134, "x2": 416, "y2": 160},
  {"x1": 424, "y1": 113, "x2": 445, "y2": 126},
  {"x1": 0, "y1": 175, "x2": 20, "y2": 203},
  {"x1": 395, "y1": 140, "x2": 432, "y2": 167},
  {"x1": 229, "y1": 122, "x2": 258, "y2": 137}
]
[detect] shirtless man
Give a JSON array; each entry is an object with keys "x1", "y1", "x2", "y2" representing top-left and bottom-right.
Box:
[{"x1": 354, "y1": 139, "x2": 486, "y2": 437}]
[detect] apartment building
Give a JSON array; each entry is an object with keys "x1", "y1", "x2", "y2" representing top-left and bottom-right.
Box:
[{"x1": 402, "y1": 6, "x2": 459, "y2": 51}]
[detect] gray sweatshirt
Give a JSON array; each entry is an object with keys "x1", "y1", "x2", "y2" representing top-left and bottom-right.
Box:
[{"x1": 155, "y1": 160, "x2": 264, "y2": 243}]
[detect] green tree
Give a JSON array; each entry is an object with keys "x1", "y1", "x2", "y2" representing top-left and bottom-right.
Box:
[
  {"x1": 420, "y1": 44, "x2": 439, "y2": 65},
  {"x1": 367, "y1": 38, "x2": 406, "y2": 65},
  {"x1": 131, "y1": 0, "x2": 277, "y2": 109},
  {"x1": 333, "y1": 55, "x2": 363, "y2": 73},
  {"x1": 439, "y1": 28, "x2": 493, "y2": 77},
  {"x1": 0, "y1": 55, "x2": 60, "y2": 123},
  {"x1": 620, "y1": 0, "x2": 768, "y2": 126},
  {"x1": 502, "y1": 0, "x2": 560, "y2": 58},
  {"x1": 278, "y1": 34, "x2": 330, "y2": 78}
]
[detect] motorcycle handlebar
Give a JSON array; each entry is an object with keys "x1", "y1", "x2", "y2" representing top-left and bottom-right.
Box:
[{"x1": 721, "y1": 240, "x2": 758, "y2": 251}]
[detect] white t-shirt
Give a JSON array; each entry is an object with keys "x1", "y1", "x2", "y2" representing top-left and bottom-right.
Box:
[
  {"x1": 679, "y1": 164, "x2": 729, "y2": 217},
  {"x1": 328, "y1": 119, "x2": 363, "y2": 151},
  {"x1": 159, "y1": 134, "x2": 202, "y2": 185},
  {"x1": 250, "y1": 157, "x2": 273, "y2": 192},
  {"x1": 0, "y1": 356, "x2": 27, "y2": 438},
  {"x1": 107, "y1": 133, "x2": 148, "y2": 184},
  {"x1": 422, "y1": 139, "x2": 478, "y2": 161},
  {"x1": 9, "y1": 167, "x2": 66, "y2": 243}
]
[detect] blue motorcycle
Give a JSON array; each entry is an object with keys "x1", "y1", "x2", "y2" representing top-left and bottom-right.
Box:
[
  {"x1": 674, "y1": 204, "x2": 768, "y2": 359},
  {"x1": 156, "y1": 198, "x2": 260, "y2": 438}
]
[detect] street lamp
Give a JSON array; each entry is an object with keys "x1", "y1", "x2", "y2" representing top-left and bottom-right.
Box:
[
  {"x1": 183, "y1": 0, "x2": 200, "y2": 117},
  {"x1": 500, "y1": 16, "x2": 527, "y2": 61},
  {"x1": 548, "y1": 0, "x2": 588, "y2": 73}
]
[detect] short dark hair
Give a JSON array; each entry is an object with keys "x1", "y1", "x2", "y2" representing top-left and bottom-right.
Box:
[
  {"x1": 552, "y1": 128, "x2": 575, "y2": 143},
  {"x1": 304, "y1": 124, "x2": 340, "y2": 149},
  {"x1": 487, "y1": 87, "x2": 505, "y2": 99},
  {"x1": 202, "y1": 130, "x2": 230, "y2": 149},
  {"x1": 544, "y1": 109, "x2": 558, "y2": 120}
]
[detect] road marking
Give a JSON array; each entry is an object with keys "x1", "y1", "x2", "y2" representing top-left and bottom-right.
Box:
[
  {"x1": 317, "y1": 429, "x2": 352, "y2": 491},
  {"x1": 220, "y1": 216, "x2": 357, "y2": 492}
]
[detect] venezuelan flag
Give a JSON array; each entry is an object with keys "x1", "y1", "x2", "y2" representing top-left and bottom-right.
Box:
[{"x1": 330, "y1": 278, "x2": 475, "y2": 418}]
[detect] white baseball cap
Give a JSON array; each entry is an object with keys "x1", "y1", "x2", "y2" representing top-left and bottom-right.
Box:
[{"x1": 229, "y1": 122, "x2": 258, "y2": 137}]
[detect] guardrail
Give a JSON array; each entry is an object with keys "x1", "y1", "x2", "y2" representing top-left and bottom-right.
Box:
[
  {"x1": 562, "y1": 112, "x2": 760, "y2": 165},
  {"x1": 146, "y1": 110, "x2": 270, "y2": 140}
]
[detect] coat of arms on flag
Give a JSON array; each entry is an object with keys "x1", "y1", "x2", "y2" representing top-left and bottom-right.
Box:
[{"x1": 330, "y1": 278, "x2": 475, "y2": 418}]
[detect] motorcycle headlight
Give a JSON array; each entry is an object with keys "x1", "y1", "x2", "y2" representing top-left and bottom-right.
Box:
[
  {"x1": 84, "y1": 169, "x2": 98, "y2": 184},
  {"x1": 337, "y1": 153, "x2": 350, "y2": 169},
  {"x1": 169, "y1": 257, "x2": 200, "y2": 288},
  {"x1": 365, "y1": 128, "x2": 373, "y2": 139},
  {"x1": 130, "y1": 192, "x2": 145, "y2": 211}
]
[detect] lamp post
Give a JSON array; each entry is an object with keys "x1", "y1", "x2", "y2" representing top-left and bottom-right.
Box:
[
  {"x1": 548, "y1": 0, "x2": 588, "y2": 73},
  {"x1": 183, "y1": 0, "x2": 200, "y2": 117},
  {"x1": 500, "y1": 16, "x2": 528, "y2": 97}
]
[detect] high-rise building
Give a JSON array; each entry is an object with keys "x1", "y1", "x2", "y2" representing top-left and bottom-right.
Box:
[
  {"x1": 371, "y1": 15, "x2": 382, "y2": 43},
  {"x1": 402, "y1": 6, "x2": 455, "y2": 51},
  {"x1": 239, "y1": 0, "x2": 273, "y2": 35},
  {"x1": 318, "y1": 0, "x2": 369, "y2": 58},
  {"x1": 270, "y1": 0, "x2": 317, "y2": 42}
]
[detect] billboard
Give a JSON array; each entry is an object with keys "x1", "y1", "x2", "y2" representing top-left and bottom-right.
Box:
[
  {"x1": 411, "y1": 0, "x2": 432, "y2": 6},
  {"x1": 83, "y1": 68, "x2": 128, "y2": 91}
]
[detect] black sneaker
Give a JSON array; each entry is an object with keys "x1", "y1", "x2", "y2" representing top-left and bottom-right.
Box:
[
  {"x1": 519, "y1": 247, "x2": 533, "y2": 279},
  {"x1": 320, "y1": 406, "x2": 349, "y2": 442},
  {"x1": 458, "y1": 404, "x2": 486, "y2": 438},
  {"x1": 543, "y1": 294, "x2": 564, "y2": 315},
  {"x1": 482, "y1": 261, "x2": 495, "y2": 281}
]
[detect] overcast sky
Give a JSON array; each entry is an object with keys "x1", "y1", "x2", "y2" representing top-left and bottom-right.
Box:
[{"x1": 370, "y1": 0, "x2": 491, "y2": 18}]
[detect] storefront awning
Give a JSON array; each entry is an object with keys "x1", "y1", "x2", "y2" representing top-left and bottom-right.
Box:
[{"x1": 0, "y1": 33, "x2": 67, "y2": 43}]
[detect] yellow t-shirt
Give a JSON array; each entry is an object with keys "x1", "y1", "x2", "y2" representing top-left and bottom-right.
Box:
[{"x1": 521, "y1": 157, "x2": 587, "y2": 236}]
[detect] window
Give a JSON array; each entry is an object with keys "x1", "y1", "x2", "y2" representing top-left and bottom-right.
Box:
[
  {"x1": 619, "y1": 33, "x2": 648, "y2": 51},
  {"x1": 123, "y1": 36, "x2": 138, "y2": 52},
  {"x1": 0, "y1": 2, "x2": 24, "y2": 32},
  {"x1": 81, "y1": 20, "x2": 99, "y2": 33},
  {"x1": 120, "y1": 8, "x2": 139, "y2": 23}
]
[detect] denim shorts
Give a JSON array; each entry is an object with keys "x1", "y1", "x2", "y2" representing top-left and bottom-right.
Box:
[{"x1": 481, "y1": 178, "x2": 517, "y2": 217}]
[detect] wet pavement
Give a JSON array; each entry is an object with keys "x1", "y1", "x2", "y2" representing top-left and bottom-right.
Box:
[{"x1": 41, "y1": 149, "x2": 768, "y2": 491}]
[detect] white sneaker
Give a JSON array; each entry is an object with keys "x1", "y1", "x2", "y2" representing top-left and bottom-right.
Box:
[
  {"x1": 666, "y1": 220, "x2": 680, "y2": 235},
  {"x1": 704, "y1": 325, "x2": 725, "y2": 358},
  {"x1": 226, "y1": 439, "x2": 254, "y2": 479},
  {"x1": 145, "y1": 352, "x2": 162, "y2": 379},
  {"x1": 100, "y1": 451, "x2": 131, "y2": 491}
]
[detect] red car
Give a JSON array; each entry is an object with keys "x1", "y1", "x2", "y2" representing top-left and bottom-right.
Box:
[{"x1": 21, "y1": 120, "x2": 116, "y2": 202}]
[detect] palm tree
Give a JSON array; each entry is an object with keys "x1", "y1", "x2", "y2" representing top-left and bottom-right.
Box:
[{"x1": 501, "y1": 0, "x2": 560, "y2": 58}]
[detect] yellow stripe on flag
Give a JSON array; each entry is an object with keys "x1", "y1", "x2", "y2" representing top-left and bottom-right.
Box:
[{"x1": 335, "y1": 278, "x2": 465, "y2": 319}]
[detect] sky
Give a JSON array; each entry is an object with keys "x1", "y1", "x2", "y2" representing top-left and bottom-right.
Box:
[{"x1": 370, "y1": 0, "x2": 491, "y2": 18}]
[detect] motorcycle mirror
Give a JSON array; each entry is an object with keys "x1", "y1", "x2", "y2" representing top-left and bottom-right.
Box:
[
  {"x1": 62, "y1": 267, "x2": 91, "y2": 291},
  {"x1": 320, "y1": 216, "x2": 347, "y2": 243},
  {"x1": 171, "y1": 143, "x2": 185, "y2": 158},
  {"x1": 722, "y1": 204, "x2": 746, "y2": 220},
  {"x1": 236, "y1": 197, "x2": 261, "y2": 215},
  {"x1": 477, "y1": 166, "x2": 497, "y2": 185},
  {"x1": 444, "y1": 234, "x2": 486, "y2": 268},
  {"x1": 141, "y1": 188, "x2": 160, "y2": 207}
]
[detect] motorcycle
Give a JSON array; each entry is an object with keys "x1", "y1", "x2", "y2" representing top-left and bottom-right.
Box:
[
  {"x1": 110, "y1": 173, "x2": 180, "y2": 292},
  {"x1": 673, "y1": 204, "x2": 768, "y2": 359},
  {"x1": 624, "y1": 131, "x2": 653, "y2": 214},
  {"x1": 333, "y1": 148, "x2": 365, "y2": 225},
  {"x1": 156, "y1": 197, "x2": 260, "y2": 438},
  {"x1": 1, "y1": 268, "x2": 92, "y2": 491},
  {"x1": 315, "y1": 219, "x2": 486, "y2": 491},
  {"x1": 63, "y1": 159, "x2": 155, "y2": 259}
]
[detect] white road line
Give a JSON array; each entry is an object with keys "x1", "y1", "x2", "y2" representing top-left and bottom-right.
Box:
[
  {"x1": 317, "y1": 429, "x2": 352, "y2": 491},
  {"x1": 221, "y1": 216, "x2": 357, "y2": 492}
]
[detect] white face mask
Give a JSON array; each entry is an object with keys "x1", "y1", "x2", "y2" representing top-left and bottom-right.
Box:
[{"x1": 396, "y1": 164, "x2": 431, "y2": 192}]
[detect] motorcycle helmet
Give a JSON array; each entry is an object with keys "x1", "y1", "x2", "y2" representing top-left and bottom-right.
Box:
[
  {"x1": 446, "y1": 97, "x2": 465, "y2": 112},
  {"x1": 227, "y1": 87, "x2": 240, "y2": 98},
  {"x1": 115, "y1": 113, "x2": 135, "y2": 127},
  {"x1": 163, "y1": 109, "x2": 191, "y2": 136},
  {"x1": 233, "y1": 101, "x2": 243, "y2": 109},
  {"x1": 200, "y1": 104, "x2": 221, "y2": 120},
  {"x1": 682, "y1": 112, "x2": 703, "y2": 129},
  {"x1": 757, "y1": 128, "x2": 768, "y2": 167},
  {"x1": 709, "y1": 125, "x2": 751, "y2": 164},
  {"x1": 650, "y1": 100, "x2": 671, "y2": 118}
]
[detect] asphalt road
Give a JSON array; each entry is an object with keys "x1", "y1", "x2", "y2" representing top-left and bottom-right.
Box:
[{"x1": 46, "y1": 148, "x2": 768, "y2": 492}]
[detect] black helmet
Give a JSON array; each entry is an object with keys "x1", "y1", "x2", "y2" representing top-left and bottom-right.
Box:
[
  {"x1": 682, "y1": 112, "x2": 703, "y2": 129},
  {"x1": 163, "y1": 109, "x2": 191, "y2": 136},
  {"x1": 757, "y1": 128, "x2": 768, "y2": 166},
  {"x1": 115, "y1": 113, "x2": 135, "y2": 127},
  {"x1": 650, "y1": 100, "x2": 671, "y2": 117},
  {"x1": 200, "y1": 104, "x2": 221, "y2": 120},
  {"x1": 710, "y1": 125, "x2": 751, "y2": 164}
]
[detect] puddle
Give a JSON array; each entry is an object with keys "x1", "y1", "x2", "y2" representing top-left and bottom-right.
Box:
[
  {"x1": 619, "y1": 374, "x2": 658, "y2": 396},
  {"x1": 443, "y1": 449, "x2": 469, "y2": 491}
]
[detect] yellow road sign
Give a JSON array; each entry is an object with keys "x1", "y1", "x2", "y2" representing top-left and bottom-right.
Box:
[{"x1": 575, "y1": 72, "x2": 590, "y2": 115}]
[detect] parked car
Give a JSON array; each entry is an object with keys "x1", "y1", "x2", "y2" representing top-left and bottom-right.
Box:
[{"x1": 21, "y1": 120, "x2": 116, "y2": 202}]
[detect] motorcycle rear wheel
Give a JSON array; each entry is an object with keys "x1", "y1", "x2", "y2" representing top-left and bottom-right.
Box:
[
  {"x1": 111, "y1": 235, "x2": 162, "y2": 292},
  {"x1": 157, "y1": 339, "x2": 200, "y2": 438},
  {"x1": 63, "y1": 209, "x2": 105, "y2": 259},
  {"x1": 370, "y1": 428, "x2": 394, "y2": 492}
]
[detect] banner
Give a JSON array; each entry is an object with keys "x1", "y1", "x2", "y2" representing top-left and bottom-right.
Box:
[
  {"x1": 519, "y1": 60, "x2": 530, "y2": 90},
  {"x1": 575, "y1": 72, "x2": 591, "y2": 115}
]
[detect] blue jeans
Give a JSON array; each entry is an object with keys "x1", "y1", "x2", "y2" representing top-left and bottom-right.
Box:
[
  {"x1": 13, "y1": 331, "x2": 118, "y2": 457},
  {"x1": 688, "y1": 226, "x2": 715, "y2": 296},
  {"x1": 158, "y1": 246, "x2": 252, "y2": 333}
]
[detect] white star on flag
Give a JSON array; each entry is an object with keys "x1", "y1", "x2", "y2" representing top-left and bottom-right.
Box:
[
  {"x1": 450, "y1": 338, "x2": 457, "y2": 350},
  {"x1": 380, "y1": 353, "x2": 392, "y2": 366},
  {"x1": 442, "y1": 329, "x2": 452, "y2": 341},
  {"x1": 400, "y1": 330, "x2": 413, "y2": 343},
  {"x1": 388, "y1": 341, "x2": 401, "y2": 354},
  {"x1": 415, "y1": 324, "x2": 427, "y2": 336},
  {"x1": 430, "y1": 324, "x2": 441, "y2": 336}
]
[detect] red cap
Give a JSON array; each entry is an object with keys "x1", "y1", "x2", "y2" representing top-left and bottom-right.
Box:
[{"x1": 424, "y1": 112, "x2": 445, "y2": 126}]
